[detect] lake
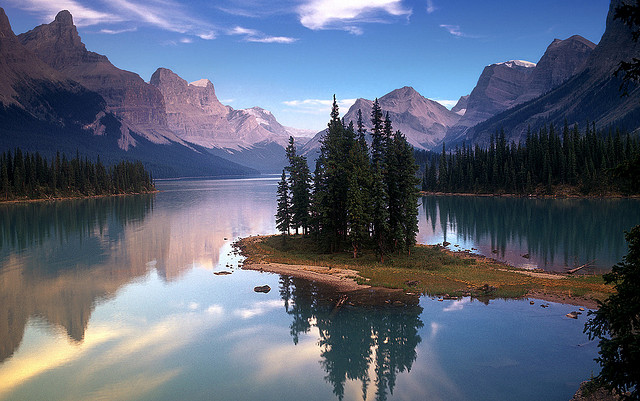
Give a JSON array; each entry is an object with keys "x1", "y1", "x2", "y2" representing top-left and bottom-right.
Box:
[{"x1": 1, "y1": 177, "x2": 637, "y2": 401}]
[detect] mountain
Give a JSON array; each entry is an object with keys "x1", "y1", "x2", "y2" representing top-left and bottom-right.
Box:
[
  {"x1": 150, "y1": 67, "x2": 294, "y2": 172},
  {"x1": 458, "y1": 0, "x2": 640, "y2": 146},
  {"x1": 451, "y1": 95, "x2": 469, "y2": 116},
  {"x1": 0, "y1": 8, "x2": 254, "y2": 178},
  {"x1": 301, "y1": 86, "x2": 460, "y2": 159},
  {"x1": 516, "y1": 35, "x2": 596, "y2": 103},
  {"x1": 17, "y1": 10, "x2": 183, "y2": 147},
  {"x1": 445, "y1": 36, "x2": 596, "y2": 146},
  {"x1": 446, "y1": 60, "x2": 537, "y2": 138}
]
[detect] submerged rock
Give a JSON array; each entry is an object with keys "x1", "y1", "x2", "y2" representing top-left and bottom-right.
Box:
[
  {"x1": 214, "y1": 271, "x2": 232, "y2": 275},
  {"x1": 566, "y1": 311, "x2": 579, "y2": 319}
]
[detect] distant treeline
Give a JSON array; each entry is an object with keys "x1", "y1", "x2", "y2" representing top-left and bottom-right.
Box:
[
  {"x1": 0, "y1": 148, "x2": 155, "y2": 201},
  {"x1": 416, "y1": 123, "x2": 640, "y2": 195}
]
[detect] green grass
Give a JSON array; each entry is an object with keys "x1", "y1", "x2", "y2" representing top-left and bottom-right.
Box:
[{"x1": 238, "y1": 235, "x2": 614, "y2": 304}]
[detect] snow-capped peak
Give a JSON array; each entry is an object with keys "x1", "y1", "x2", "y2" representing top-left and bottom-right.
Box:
[
  {"x1": 189, "y1": 78, "x2": 211, "y2": 88},
  {"x1": 498, "y1": 60, "x2": 536, "y2": 69}
]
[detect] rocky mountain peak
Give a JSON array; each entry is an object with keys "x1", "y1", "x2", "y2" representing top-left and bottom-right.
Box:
[
  {"x1": 0, "y1": 8, "x2": 14, "y2": 38},
  {"x1": 17, "y1": 9, "x2": 89, "y2": 69},
  {"x1": 387, "y1": 86, "x2": 420, "y2": 98},
  {"x1": 150, "y1": 67, "x2": 187, "y2": 87},
  {"x1": 54, "y1": 10, "x2": 74, "y2": 26}
]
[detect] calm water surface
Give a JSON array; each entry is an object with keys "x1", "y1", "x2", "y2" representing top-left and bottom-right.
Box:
[{"x1": 1, "y1": 178, "x2": 635, "y2": 401}]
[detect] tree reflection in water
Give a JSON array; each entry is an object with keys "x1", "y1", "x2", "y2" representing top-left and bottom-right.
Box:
[
  {"x1": 280, "y1": 276, "x2": 423, "y2": 401},
  {"x1": 422, "y1": 195, "x2": 640, "y2": 271}
]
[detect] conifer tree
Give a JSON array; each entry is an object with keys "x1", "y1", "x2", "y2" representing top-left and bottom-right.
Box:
[{"x1": 275, "y1": 169, "x2": 292, "y2": 238}]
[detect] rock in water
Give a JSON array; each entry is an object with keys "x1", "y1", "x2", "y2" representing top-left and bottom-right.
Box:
[{"x1": 254, "y1": 285, "x2": 271, "y2": 293}]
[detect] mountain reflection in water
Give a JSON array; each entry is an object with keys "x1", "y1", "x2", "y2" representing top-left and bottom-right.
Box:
[{"x1": 0, "y1": 196, "x2": 156, "y2": 362}]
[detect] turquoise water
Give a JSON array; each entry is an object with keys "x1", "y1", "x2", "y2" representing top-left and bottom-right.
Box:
[
  {"x1": 418, "y1": 195, "x2": 640, "y2": 272},
  {"x1": 0, "y1": 178, "x2": 626, "y2": 400}
]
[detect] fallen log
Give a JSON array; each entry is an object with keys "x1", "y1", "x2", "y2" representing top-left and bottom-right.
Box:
[{"x1": 566, "y1": 261, "x2": 595, "y2": 274}]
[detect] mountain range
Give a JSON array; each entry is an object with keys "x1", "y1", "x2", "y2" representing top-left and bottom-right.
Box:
[
  {"x1": 0, "y1": 9, "x2": 303, "y2": 177},
  {"x1": 304, "y1": 0, "x2": 638, "y2": 156},
  {"x1": 1, "y1": 0, "x2": 639, "y2": 176}
]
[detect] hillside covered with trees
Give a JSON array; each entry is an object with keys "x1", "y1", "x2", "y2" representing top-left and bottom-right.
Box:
[{"x1": 0, "y1": 148, "x2": 155, "y2": 201}]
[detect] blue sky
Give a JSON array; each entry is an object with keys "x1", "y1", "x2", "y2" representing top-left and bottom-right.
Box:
[{"x1": 3, "y1": 0, "x2": 611, "y2": 132}]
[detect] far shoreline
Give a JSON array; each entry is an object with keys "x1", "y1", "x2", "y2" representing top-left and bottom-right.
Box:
[
  {"x1": 0, "y1": 190, "x2": 159, "y2": 205},
  {"x1": 419, "y1": 190, "x2": 640, "y2": 199}
]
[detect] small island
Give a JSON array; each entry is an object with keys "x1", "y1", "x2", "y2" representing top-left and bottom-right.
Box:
[{"x1": 237, "y1": 234, "x2": 613, "y2": 309}]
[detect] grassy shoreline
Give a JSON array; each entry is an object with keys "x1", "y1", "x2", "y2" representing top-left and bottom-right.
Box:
[{"x1": 237, "y1": 235, "x2": 614, "y2": 308}]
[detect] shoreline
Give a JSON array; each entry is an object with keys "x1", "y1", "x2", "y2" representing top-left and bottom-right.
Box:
[
  {"x1": 243, "y1": 261, "x2": 422, "y2": 306},
  {"x1": 237, "y1": 236, "x2": 607, "y2": 309},
  {"x1": 0, "y1": 190, "x2": 159, "y2": 205},
  {"x1": 419, "y1": 191, "x2": 640, "y2": 199}
]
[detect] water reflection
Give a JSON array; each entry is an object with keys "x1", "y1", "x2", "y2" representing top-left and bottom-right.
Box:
[
  {"x1": 419, "y1": 196, "x2": 640, "y2": 272},
  {"x1": 0, "y1": 178, "x2": 278, "y2": 364},
  {"x1": 0, "y1": 196, "x2": 155, "y2": 363},
  {"x1": 279, "y1": 276, "x2": 423, "y2": 401}
]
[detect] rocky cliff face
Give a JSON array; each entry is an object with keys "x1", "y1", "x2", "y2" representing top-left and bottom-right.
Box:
[
  {"x1": 0, "y1": 7, "x2": 106, "y2": 127},
  {"x1": 516, "y1": 35, "x2": 596, "y2": 103},
  {"x1": 453, "y1": 60, "x2": 536, "y2": 132},
  {"x1": 459, "y1": 0, "x2": 640, "y2": 146},
  {"x1": 150, "y1": 67, "x2": 290, "y2": 151},
  {"x1": 445, "y1": 35, "x2": 596, "y2": 146},
  {"x1": 17, "y1": 11, "x2": 178, "y2": 147}
]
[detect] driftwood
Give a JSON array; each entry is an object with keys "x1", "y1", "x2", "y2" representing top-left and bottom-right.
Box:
[{"x1": 566, "y1": 261, "x2": 595, "y2": 274}]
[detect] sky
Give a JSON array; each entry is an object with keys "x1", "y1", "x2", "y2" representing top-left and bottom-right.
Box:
[{"x1": 2, "y1": 0, "x2": 611, "y2": 133}]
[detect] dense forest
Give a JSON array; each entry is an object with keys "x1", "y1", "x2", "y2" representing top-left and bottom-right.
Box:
[
  {"x1": 0, "y1": 148, "x2": 155, "y2": 201},
  {"x1": 277, "y1": 97, "x2": 419, "y2": 260},
  {"x1": 416, "y1": 123, "x2": 640, "y2": 195}
]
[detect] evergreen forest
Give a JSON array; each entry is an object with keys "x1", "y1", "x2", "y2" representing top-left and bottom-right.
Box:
[
  {"x1": 0, "y1": 148, "x2": 155, "y2": 201},
  {"x1": 277, "y1": 97, "x2": 420, "y2": 261},
  {"x1": 417, "y1": 123, "x2": 640, "y2": 195}
]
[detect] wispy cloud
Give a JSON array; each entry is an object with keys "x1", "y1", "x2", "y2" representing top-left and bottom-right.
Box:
[
  {"x1": 439, "y1": 24, "x2": 463, "y2": 37},
  {"x1": 99, "y1": 27, "x2": 138, "y2": 35},
  {"x1": 229, "y1": 25, "x2": 297, "y2": 44},
  {"x1": 439, "y1": 24, "x2": 479, "y2": 38},
  {"x1": 298, "y1": 0, "x2": 412, "y2": 33},
  {"x1": 432, "y1": 99, "x2": 458, "y2": 109},
  {"x1": 6, "y1": 0, "x2": 122, "y2": 26},
  {"x1": 426, "y1": 0, "x2": 436, "y2": 14},
  {"x1": 283, "y1": 98, "x2": 358, "y2": 115},
  {"x1": 9, "y1": 0, "x2": 218, "y2": 41}
]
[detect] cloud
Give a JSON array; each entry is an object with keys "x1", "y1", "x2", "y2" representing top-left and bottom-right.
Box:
[
  {"x1": 99, "y1": 27, "x2": 138, "y2": 35},
  {"x1": 283, "y1": 98, "x2": 358, "y2": 115},
  {"x1": 229, "y1": 25, "x2": 297, "y2": 44},
  {"x1": 432, "y1": 99, "x2": 458, "y2": 109},
  {"x1": 439, "y1": 24, "x2": 463, "y2": 37},
  {"x1": 443, "y1": 298, "x2": 470, "y2": 312},
  {"x1": 298, "y1": 0, "x2": 412, "y2": 33},
  {"x1": 6, "y1": 0, "x2": 122, "y2": 26},
  {"x1": 426, "y1": 0, "x2": 436, "y2": 14},
  {"x1": 439, "y1": 24, "x2": 480, "y2": 39},
  {"x1": 234, "y1": 300, "x2": 283, "y2": 319},
  {"x1": 9, "y1": 0, "x2": 218, "y2": 41}
]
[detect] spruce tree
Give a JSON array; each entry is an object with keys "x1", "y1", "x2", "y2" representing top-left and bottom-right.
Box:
[{"x1": 275, "y1": 169, "x2": 292, "y2": 238}]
